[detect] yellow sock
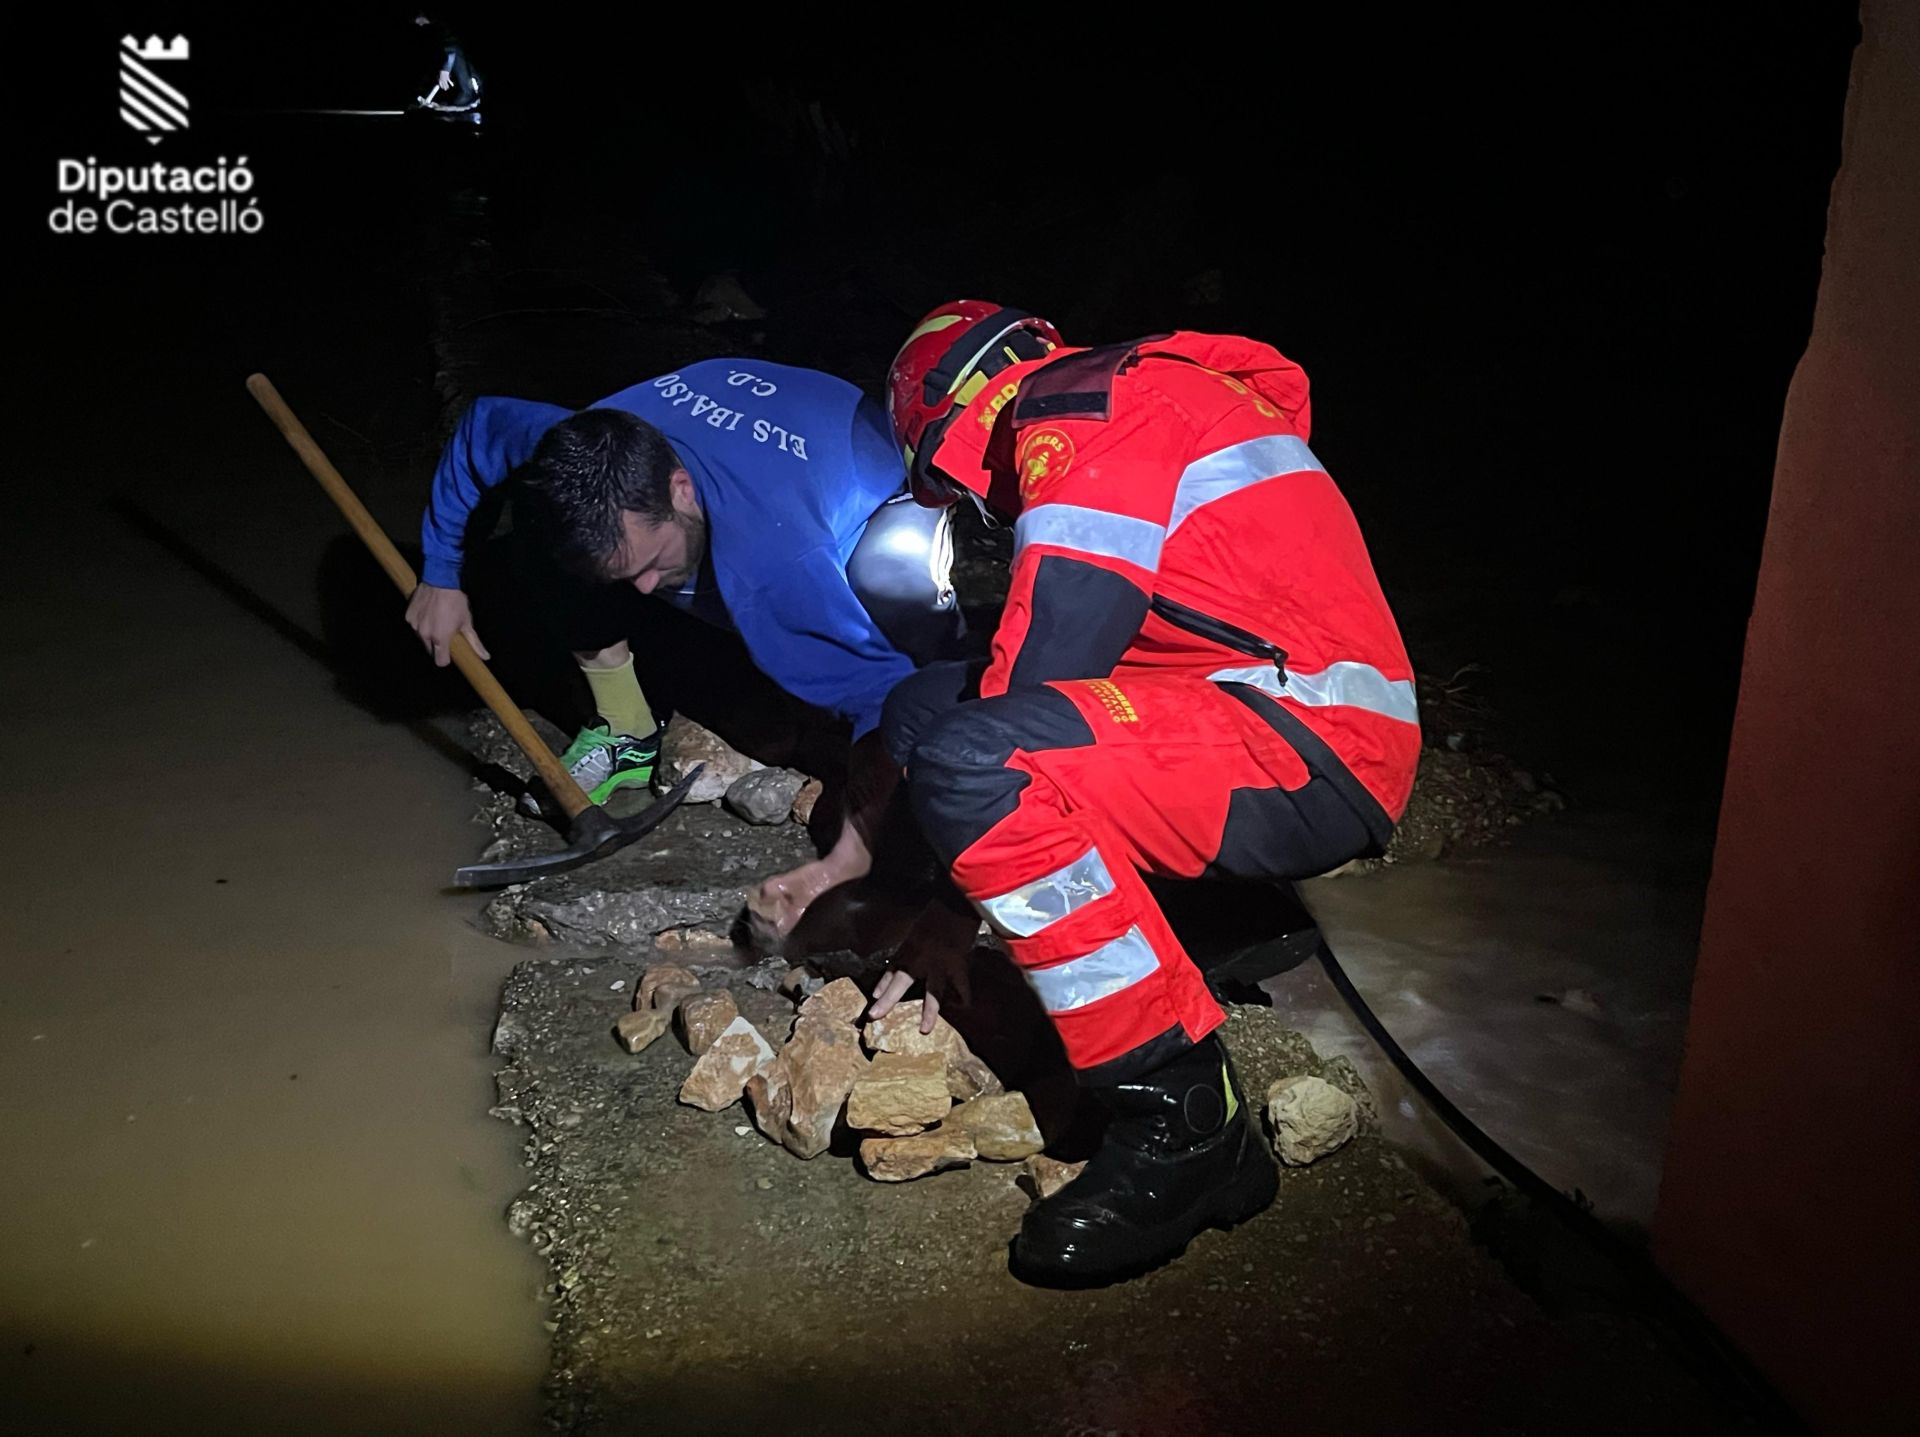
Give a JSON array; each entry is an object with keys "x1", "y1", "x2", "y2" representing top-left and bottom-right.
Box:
[{"x1": 581, "y1": 656, "x2": 656, "y2": 739}]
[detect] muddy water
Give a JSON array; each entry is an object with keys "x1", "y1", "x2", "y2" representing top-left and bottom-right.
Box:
[
  {"x1": 1, "y1": 459, "x2": 548, "y2": 1430},
  {"x1": 1280, "y1": 809, "x2": 1711, "y2": 1232}
]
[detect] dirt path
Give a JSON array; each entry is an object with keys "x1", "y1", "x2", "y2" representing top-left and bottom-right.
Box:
[{"x1": 492, "y1": 945, "x2": 1741, "y2": 1436}]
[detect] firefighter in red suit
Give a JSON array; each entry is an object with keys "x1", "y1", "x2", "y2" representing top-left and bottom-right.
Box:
[{"x1": 758, "y1": 301, "x2": 1419, "y2": 1283}]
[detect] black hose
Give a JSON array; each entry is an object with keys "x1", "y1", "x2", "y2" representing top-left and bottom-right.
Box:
[
  {"x1": 1313, "y1": 938, "x2": 1804, "y2": 1432},
  {"x1": 1314, "y1": 938, "x2": 1613, "y2": 1223}
]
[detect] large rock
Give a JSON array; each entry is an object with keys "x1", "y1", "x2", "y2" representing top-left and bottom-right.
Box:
[
  {"x1": 1021, "y1": 1154, "x2": 1088, "y2": 1200},
  {"x1": 798, "y1": 976, "x2": 868, "y2": 1026},
  {"x1": 863, "y1": 1000, "x2": 960, "y2": 1059},
  {"x1": 847, "y1": 1051, "x2": 951, "y2": 1136},
  {"x1": 654, "y1": 715, "x2": 761, "y2": 803},
  {"x1": 863, "y1": 1000, "x2": 1000, "y2": 1099},
  {"x1": 860, "y1": 1127, "x2": 976, "y2": 1182},
  {"x1": 1315, "y1": 1054, "x2": 1380, "y2": 1130},
  {"x1": 677, "y1": 990, "x2": 740, "y2": 1055},
  {"x1": 613, "y1": 1008, "x2": 672, "y2": 1055},
  {"x1": 1266, "y1": 1075, "x2": 1359, "y2": 1166},
  {"x1": 477, "y1": 803, "x2": 812, "y2": 951},
  {"x1": 638, "y1": 963, "x2": 700, "y2": 1011},
  {"x1": 725, "y1": 768, "x2": 809, "y2": 825},
  {"x1": 779, "y1": 1014, "x2": 869, "y2": 1158},
  {"x1": 654, "y1": 981, "x2": 704, "y2": 1017},
  {"x1": 948, "y1": 1053, "x2": 1004, "y2": 1102},
  {"x1": 730, "y1": 979, "x2": 798, "y2": 1042},
  {"x1": 678, "y1": 1017, "x2": 776, "y2": 1112},
  {"x1": 484, "y1": 875, "x2": 747, "y2": 950},
  {"x1": 744, "y1": 1059, "x2": 793, "y2": 1145},
  {"x1": 947, "y1": 1092, "x2": 1044, "y2": 1161}
]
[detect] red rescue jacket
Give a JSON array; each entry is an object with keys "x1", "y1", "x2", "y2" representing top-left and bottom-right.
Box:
[{"x1": 927, "y1": 331, "x2": 1420, "y2": 823}]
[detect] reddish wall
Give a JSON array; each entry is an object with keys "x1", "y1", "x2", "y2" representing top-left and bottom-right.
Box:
[{"x1": 1654, "y1": 6, "x2": 1919, "y2": 1431}]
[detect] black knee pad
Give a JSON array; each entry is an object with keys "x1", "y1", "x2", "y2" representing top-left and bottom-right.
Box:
[
  {"x1": 880, "y1": 660, "x2": 983, "y2": 768},
  {"x1": 906, "y1": 688, "x2": 1094, "y2": 865}
]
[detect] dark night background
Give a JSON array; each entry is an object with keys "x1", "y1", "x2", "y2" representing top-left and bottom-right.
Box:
[{"x1": 21, "y1": 6, "x2": 1858, "y2": 810}]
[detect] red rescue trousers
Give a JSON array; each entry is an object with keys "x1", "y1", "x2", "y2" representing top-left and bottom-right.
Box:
[{"x1": 883, "y1": 661, "x2": 1385, "y2": 1082}]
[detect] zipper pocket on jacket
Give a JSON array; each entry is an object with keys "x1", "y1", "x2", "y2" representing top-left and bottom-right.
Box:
[{"x1": 1150, "y1": 594, "x2": 1289, "y2": 670}]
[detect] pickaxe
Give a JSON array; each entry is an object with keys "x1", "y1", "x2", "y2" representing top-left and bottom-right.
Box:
[{"x1": 246, "y1": 373, "x2": 700, "y2": 888}]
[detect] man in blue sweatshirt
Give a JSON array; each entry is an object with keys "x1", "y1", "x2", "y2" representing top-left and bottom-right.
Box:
[{"x1": 407, "y1": 358, "x2": 960, "y2": 807}]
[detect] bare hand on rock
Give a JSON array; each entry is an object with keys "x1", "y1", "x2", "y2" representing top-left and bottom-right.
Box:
[
  {"x1": 746, "y1": 858, "x2": 843, "y2": 938},
  {"x1": 866, "y1": 886, "x2": 980, "y2": 1034},
  {"x1": 747, "y1": 818, "x2": 875, "y2": 939},
  {"x1": 869, "y1": 969, "x2": 939, "y2": 1033}
]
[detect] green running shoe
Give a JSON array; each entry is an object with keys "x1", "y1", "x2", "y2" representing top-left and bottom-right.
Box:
[{"x1": 519, "y1": 724, "x2": 660, "y2": 816}]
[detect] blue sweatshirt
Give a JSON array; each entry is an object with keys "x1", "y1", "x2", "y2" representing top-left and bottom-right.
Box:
[{"x1": 420, "y1": 358, "x2": 914, "y2": 737}]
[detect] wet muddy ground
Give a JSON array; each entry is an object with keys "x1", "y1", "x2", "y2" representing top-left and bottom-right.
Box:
[{"x1": 490, "y1": 939, "x2": 1744, "y2": 1435}]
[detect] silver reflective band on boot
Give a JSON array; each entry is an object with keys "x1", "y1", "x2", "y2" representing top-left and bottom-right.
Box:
[
  {"x1": 978, "y1": 848, "x2": 1117, "y2": 937},
  {"x1": 1209, "y1": 662, "x2": 1420, "y2": 725},
  {"x1": 1025, "y1": 926, "x2": 1159, "y2": 1013},
  {"x1": 847, "y1": 491, "x2": 964, "y2": 662}
]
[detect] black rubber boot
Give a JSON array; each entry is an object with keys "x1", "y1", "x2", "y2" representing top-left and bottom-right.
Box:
[{"x1": 1012, "y1": 1034, "x2": 1277, "y2": 1286}]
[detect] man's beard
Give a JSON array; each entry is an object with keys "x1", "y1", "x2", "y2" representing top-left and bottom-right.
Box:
[{"x1": 660, "y1": 509, "x2": 708, "y2": 590}]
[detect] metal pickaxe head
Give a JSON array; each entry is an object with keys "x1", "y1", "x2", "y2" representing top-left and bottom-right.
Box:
[{"x1": 454, "y1": 765, "x2": 705, "y2": 888}]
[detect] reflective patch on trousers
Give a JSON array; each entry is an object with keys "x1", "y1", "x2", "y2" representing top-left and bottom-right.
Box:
[
  {"x1": 978, "y1": 848, "x2": 1117, "y2": 937},
  {"x1": 1025, "y1": 925, "x2": 1159, "y2": 1013}
]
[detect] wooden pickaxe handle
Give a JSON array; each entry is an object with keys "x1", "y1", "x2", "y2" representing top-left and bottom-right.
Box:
[{"x1": 246, "y1": 373, "x2": 595, "y2": 822}]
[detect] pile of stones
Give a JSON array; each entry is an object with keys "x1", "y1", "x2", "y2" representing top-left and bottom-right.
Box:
[
  {"x1": 617, "y1": 965, "x2": 1089, "y2": 1194},
  {"x1": 573, "y1": 719, "x2": 1368, "y2": 1185}
]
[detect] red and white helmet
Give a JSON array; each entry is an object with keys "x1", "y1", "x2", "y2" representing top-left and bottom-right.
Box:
[{"x1": 886, "y1": 300, "x2": 1062, "y2": 506}]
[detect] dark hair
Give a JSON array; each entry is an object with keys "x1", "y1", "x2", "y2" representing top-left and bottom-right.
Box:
[{"x1": 516, "y1": 409, "x2": 681, "y2": 581}]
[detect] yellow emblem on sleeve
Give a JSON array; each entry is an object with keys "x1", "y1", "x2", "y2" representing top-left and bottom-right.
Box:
[{"x1": 1016, "y1": 427, "x2": 1076, "y2": 499}]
